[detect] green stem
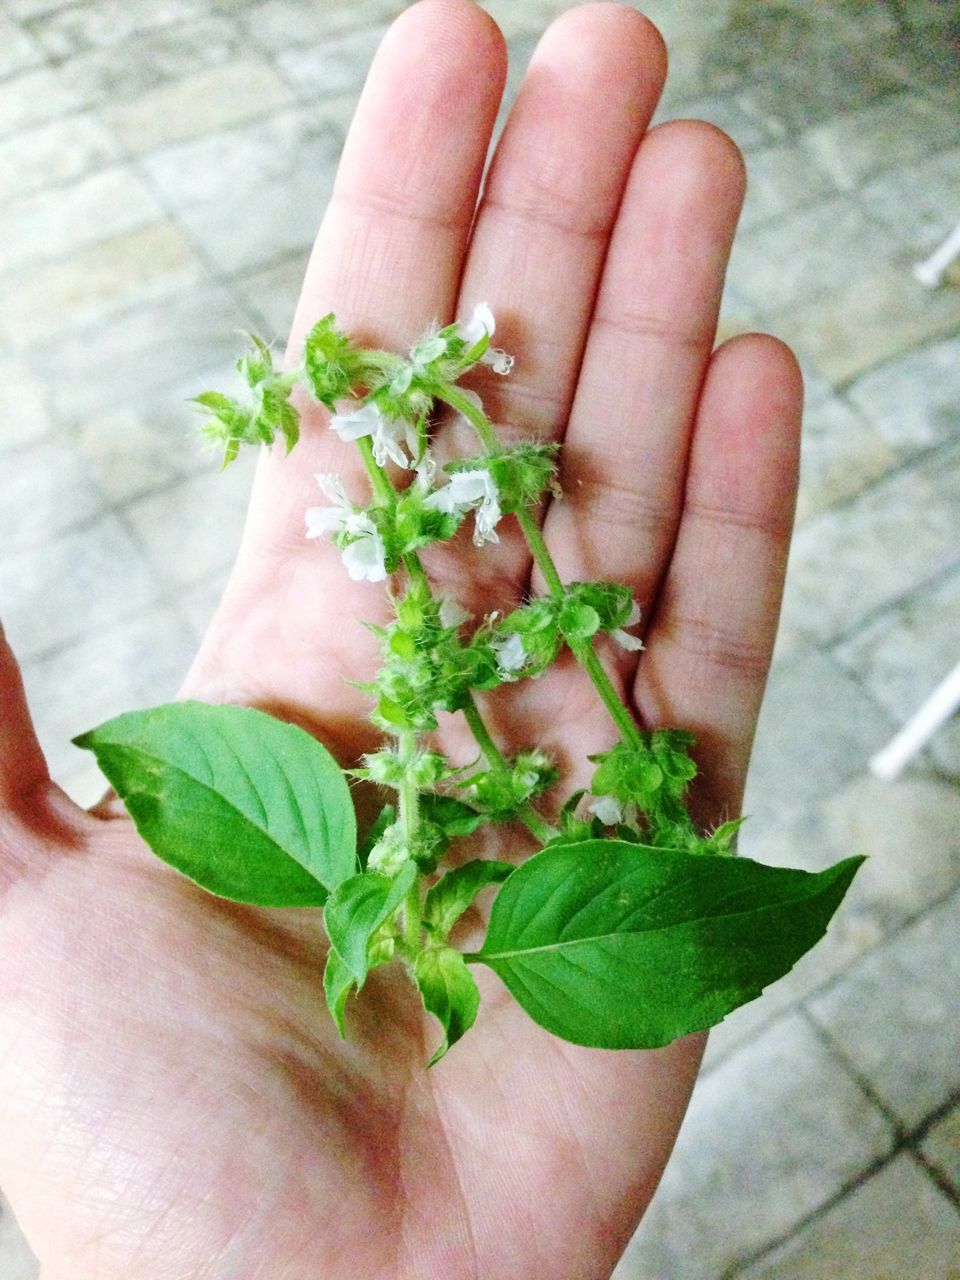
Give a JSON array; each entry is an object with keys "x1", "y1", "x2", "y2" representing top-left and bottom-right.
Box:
[
  {"x1": 571, "y1": 641, "x2": 645, "y2": 749},
  {"x1": 397, "y1": 730, "x2": 423, "y2": 949},
  {"x1": 357, "y1": 437, "x2": 394, "y2": 505},
  {"x1": 462, "y1": 698, "x2": 557, "y2": 845}
]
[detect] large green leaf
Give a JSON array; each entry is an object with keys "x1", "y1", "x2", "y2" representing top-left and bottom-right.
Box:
[
  {"x1": 74, "y1": 701, "x2": 357, "y2": 906},
  {"x1": 423, "y1": 858, "x2": 514, "y2": 939},
  {"x1": 469, "y1": 840, "x2": 863, "y2": 1049}
]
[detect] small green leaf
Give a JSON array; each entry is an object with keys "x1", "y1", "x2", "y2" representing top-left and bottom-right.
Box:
[
  {"x1": 323, "y1": 945, "x2": 355, "y2": 1038},
  {"x1": 419, "y1": 794, "x2": 485, "y2": 838},
  {"x1": 414, "y1": 947, "x2": 481, "y2": 1065},
  {"x1": 424, "y1": 859, "x2": 514, "y2": 938},
  {"x1": 74, "y1": 702, "x2": 357, "y2": 907},
  {"x1": 324, "y1": 862, "x2": 417, "y2": 986},
  {"x1": 469, "y1": 840, "x2": 863, "y2": 1049}
]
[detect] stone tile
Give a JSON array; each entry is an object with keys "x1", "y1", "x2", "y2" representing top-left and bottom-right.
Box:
[
  {"x1": 921, "y1": 1104, "x2": 960, "y2": 1195},
  {"x1": 706, "y1": 770, "x2": 960, "y2": 1067},
  {"x1": 738, "y1": 142, "x2": 837, "y2": 233},
  {"x1": 807, "y1": 888, "x2": 960, "y2": 1129},
  {"x1": 871, "y1": 20, "x2": 960, "y2": 102},
  {"x1": 31, "y1": 284, "x2": 251, "y2": 419},
  {"x1": 124, "y1": 459, "x2": 254, "y2": 591},
  {"x1": 0, "y1": 359, "x2": 55, "y2": 451},
  {"x1": 141, "y1": 109, "x2": 343, "y2": 274},
  {"x1": 795, "y1": 396, "x2": 897, "y2": 524},
  {"x1": 0, "y1": 1193, "x2": 37, "y2": 1280},
  {"x1": 773, "y1": 264, "x2": 960, "y2": 388},
  {"x1": 665, "y1": 92, "x2": 777, "y2": 151},
  {"x1": 29, "y1": 0, "x2": 206, "y2": 60},
  {"x1": 102, "y1": 57, "x2": 296, "y2": 153},
  {"x1": 0, "y1": 14, "x2": 44, "y2": 81},
  {"x1": 613, "y1": 1013, "x2": 894, "y2": 1280},
  {"x1": 0, "y1": 112, "x2": 120, "y2": 206},
  {"x1": 859, "y1": 144, "x2": 960, "y2": 255},
  {"x1": 232, "y1": 250, "x2": 307, "y2": 339},
  {"x1": 727, "y1": 196, "x2": 892, "y2": 313},
  {"x1": 0, "y1": 437, "x2": 106, "y2": 554},
  {"x1": 780, "y1": 442, "x2": 960, "y2": 644},
  {"x1": 0, "y1": 166, "x2": 164, "y2": 276},
  {"x1": 736, "y1": 1156, "x2": 960, "y2": 1279},
  {"x1": 6, "y1": 0, "x2": 75, "y2": 14},
  {"x1": 22, "y1": 605, "x2": 196, "y2": 781},
  {"x1": 845, "y1": 336, "x2": 960, "y2": 455},
  {"x1": 744, "y1": 650, "x2": 894, "y2": 815},
  {"x1": 59, "y1": 15, "x2": 242, "y2": 107},
  {"x1": 833, "y1": 567, "x2": 960, "y2": 775},
  {"x1": 800, "y1": 92, "x2": 960, "y2": 191},
  {"x1": 0, "y1": 514, "x2": 162, "y2": 661},
  {"x1": 0, "y1": 64, "x2": 79, "y2": 138},
  {"x1": 0, "y1": 222, "x2": 206, "y2": 349},
  {"x1": 277, "y1": 28, "x2": 386, "y2": 101},
  {"x1": 237, "y1": 0, "x2": 404, "y2": 49}
]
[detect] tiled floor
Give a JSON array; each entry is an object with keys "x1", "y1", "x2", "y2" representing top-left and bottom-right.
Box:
[{"x1": 0, "y1": 0, "x2": 958, "y2": 1276}]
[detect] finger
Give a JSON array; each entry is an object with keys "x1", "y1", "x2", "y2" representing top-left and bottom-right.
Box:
[
  {"x1": 244, "y1": 0, "x2": 508, "y2": 549},
  {"x1": 541, "y1": 121, "x2": 746, "y2": 623},
  {"x1": 633, "y1": 334, "x2": 802, "y2": 823},
  {"x1": 0, "y1": 622, "x2": 48, "y2": 805},
  {"x1": 425, "y1": 2, "x2": 667, "y2": 610}
]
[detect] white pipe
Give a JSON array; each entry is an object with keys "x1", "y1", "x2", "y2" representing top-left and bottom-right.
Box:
[
  {"x1": 869, "y1": 659, "x2": 960, "y2": 780},
  {"x1": 913, "y1": 221, "x2": 960, "y2": 289}
]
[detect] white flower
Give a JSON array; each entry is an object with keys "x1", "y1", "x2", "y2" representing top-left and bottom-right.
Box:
[
  {"x1": 611, "y1": 600, "x2": 644, "y2": 652},
  {"x1": 424, "y1": 468, "x2": 502, "y2": 546},
  {"x1": 588, "y1": 795, "x2": 624, "y2": 826},
  {"x1": 438, "y1": 596, "x2": 471, "y2": 629},
  {"x1": 456, "y1": 302, "x2": 515, "y2": 377},
  {"x1": 329, "y1": 401, "x2": 413, "y2": 470},
  {"x1": 305, "y1": 474, "x2": 387, "y2": 582},
  {"x1": 491, "y1": 631, "x2": 527, "y2": 678}
]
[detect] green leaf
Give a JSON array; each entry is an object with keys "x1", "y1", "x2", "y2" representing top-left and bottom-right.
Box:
[
  {"x1": 323, "y1": 945, "x2": 355, "y2": 1038},
  {"x1": 414, "y1": 947, "x2": 481, "y2": 1065},
  {"x1": 323, "y1": 862, "x2": 417, "y2": 985},
  {"x1": 419, "y1": 794, "x2": 485, "y2": 839},
  {"x1": 469, "y1": 840, "x2": 863, "y2": 1049},
  {"x1": 74, "y1": 701, "x2": 357, "y2": 907},
  {"x1": 424, "y1": 859, "x2": 514, "y2": 938}
]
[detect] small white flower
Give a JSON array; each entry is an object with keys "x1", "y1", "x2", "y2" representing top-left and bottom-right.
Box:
[
  {"x1": 438, "y1": 596, "x2": 471, "y2": 629},
  {"x1": 305, "y1": 473, "x2": 351, "y2": 538},
  {"x1": 491, "y1": 631, "x2": 527, "y2": 678},
  {"x1": 424, "y1": 468, "x2": 502, "y2": 546},
  {"x1": 611, "y1": 600, "x2": 644, "y2": 652},
  {"x1": 329, "y1": 401, "x2": 413, "y2": 470},
  {"x1": 305, "y1": 474, "x2": 387, "y2": 582},
  {"x1": 456, "y1": 302, "x2": 514, "y2": 376},
  {"x1": 588, "y1": 795, "x2": 624, "y2": 826}
]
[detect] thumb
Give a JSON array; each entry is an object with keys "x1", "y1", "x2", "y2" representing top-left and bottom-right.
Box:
[{"x1": 0, "y1": 621, "x2": 49, "y2": 806}]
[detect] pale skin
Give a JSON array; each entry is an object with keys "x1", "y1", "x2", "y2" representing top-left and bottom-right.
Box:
[{"x1": 0, "y1": 3, "x2": 802, "y2": 1277}]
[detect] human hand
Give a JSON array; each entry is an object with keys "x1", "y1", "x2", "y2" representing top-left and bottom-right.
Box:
[{"x1": 0, "y1": 3, "x2": 801, "y2": 1277}]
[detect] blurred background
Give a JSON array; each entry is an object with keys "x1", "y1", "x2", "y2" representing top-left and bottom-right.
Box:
[{"x1": 0, "y1": 0, "x2": 958, "y2": 1275}]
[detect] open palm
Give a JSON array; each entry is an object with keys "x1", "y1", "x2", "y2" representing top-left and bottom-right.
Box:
[{"x1": 0, "y1": 4, "x2": 802, "y2": 1277}]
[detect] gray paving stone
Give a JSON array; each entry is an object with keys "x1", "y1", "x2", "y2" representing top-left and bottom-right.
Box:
[
  {"x1": 666, "y1": 92, "x2": 776, "y2": 151},
  {"x1": 921, "y1": 1103, "x2": 960, "y2": 1195},
  {"x1": 232, "y1": 251, "x2": 307, "y2": 340},
  {"x1": 0, "y1": 112, "x2": 120, "y2": 206},
  {"x1": 833, "y1": 567, "x2": 960, "y2": 776},
  {"x1": 59, "y1": 15, "x2": 242, "y2": 106},
  {"x1": 771, "y1": 264, "x2": 960, "y2": 388},
  {"x1": 0, "y1": 166, "x2": 164, "y2": 276},
  {"x1": 845, "y1": 335, "x2": 960, "y2": 455},
  {"x1": 140, "y1": 109, "x2": 342, "y2": 274},
  {"x1": 727, "y1": 196, "x2": 893, "y2": 313},
  {"x1": 0, "y1": 437, "x2": 106, "y2": 554},
  {"x1": 738, "y1": 142, "x2": 837, "y2": 233},
  {"x1": 780, "y1": 442, "x2": 960, "y2": 644},
  {"x1": 29, "y1": 0, "x2": 206, "y2": 60},
  {"x1": 5, "y1": 0, "x2": 75, "y2": 15},
  {"x1": 22, "y1": 605, "x2": 196, "y2": 780},
  {"x1": 0, "y1": 1192, "x2": 37, "y2": 1280},
  {"x1": 0, "y1": 64, "x2": 79, "y2": 138},
  {"x1": 735, "y1": 1156, "x2": 960, "y2": 1279},
  {"x1": 0, "y1": 14, "x2": 44, "y2": 81},
  {"x1": 744, "y1": 649, "x2": 894, "y2": 815},
  {"x1": 31, "y1": 284, "x2": 251, "y2": 419},
  {"x1": 859, "y1": 144, "x2": 960, "y2": 255},
  {"x1": 807, "y1": 888, "x2": 960, "y2": 1129},
  {"x1": 0, "y1": 222, "x2": 206, "y2": 349},
  {"x1": 613, "y1": 1013, "x2": 895, "y2": 1280},
  {"x1": 0, "y1": 359, "x2": 55, "y2": 451},
  {"x1": 795, "y1": 395, "x2": 897, "y2": 524},
  {"x1": 277, "y1": 28, "x2": 385, "y2": 101},
  {"x1": 124, "y1": 459, "x2": 254, "y2": 591},
  {"x1": 237, "y1": 0, "x2": 404, "y2": 49},
  {"x1": 0, "y1": 514, "x2": 162, "y2": 661},
  {"x1": 102, "y1": 56, "x2": 296, "y2": 153},
  {"x1": 799, "y1": 91, "x2": 960, "y2": 191}
]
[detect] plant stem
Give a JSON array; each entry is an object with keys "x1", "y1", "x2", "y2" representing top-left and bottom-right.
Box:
[
  {"x1": 570, "y1": 641, "x2": 645, "y2": 749},
  {"x1": 397, "y1": 730, "x2": 423, "y2": 949},
  {"x1": 357, "y1": 437, "x2": 394, "y2": 505},
  {"x1": 462, "y1": 698, "x2": 557, "y2": 844}
]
